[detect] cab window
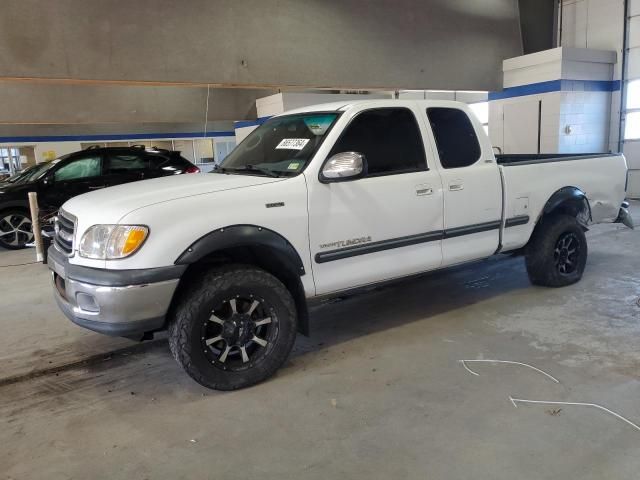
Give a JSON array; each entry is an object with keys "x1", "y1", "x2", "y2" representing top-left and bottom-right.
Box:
[
  {"x1": 330, "y1": 108, "x2": 427, "y2": 176},
  {"x1": 427, "y1": 108, "x2": 481, "y2": 169}
]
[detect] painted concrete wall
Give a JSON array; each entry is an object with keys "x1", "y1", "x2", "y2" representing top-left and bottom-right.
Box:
[
  {"x1": 0, "y1": 122, "x2": 235, "y2": 140},
  {"x1": 519, "y1": 0, "x2": 557, "y2": 54},
  {"x1": 0, "y1": 0, "x2": 523, "y2": 91},
  {"x1": 0, "y1": 82, "x2": 275, "y2": 124}
]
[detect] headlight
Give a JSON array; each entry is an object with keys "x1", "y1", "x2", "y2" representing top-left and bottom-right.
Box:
[{"x1": 79, "y1": 225, "x2": 149, "y2": 259}]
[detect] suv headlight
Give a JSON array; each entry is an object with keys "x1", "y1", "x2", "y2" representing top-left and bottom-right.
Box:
[{"x1": 79, "y1": 225, "x2": 149, "y2": 259}]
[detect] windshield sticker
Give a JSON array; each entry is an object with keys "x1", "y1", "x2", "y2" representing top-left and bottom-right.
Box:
[
  {"x1": 304, "y1": 115, "x2": 336, "y2": 135},
  {"x1": 287, "y1": 162, "x2": 300, "y2": 170},
  {"x1": 276, "y1": 138, "x2": 310, "y2": 150}
]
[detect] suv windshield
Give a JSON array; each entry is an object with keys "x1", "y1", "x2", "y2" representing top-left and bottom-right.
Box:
[
  {"x1": 6, "y1": 160, "x2": 61, "y2": 185},
  {"x1": 217, "y1": 113, "x2": 339, "y2": 177}
]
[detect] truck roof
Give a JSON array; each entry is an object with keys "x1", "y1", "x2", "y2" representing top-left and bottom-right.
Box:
[{"x1": 278, "y1": 99, "x2": 471, "y2": 116}]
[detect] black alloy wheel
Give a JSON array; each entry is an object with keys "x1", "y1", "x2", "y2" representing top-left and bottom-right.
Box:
[
  {"x1": 201, "y1": 295, "x2": 277, "y2": 371},
  {"x1": 0, "y1": 212, "x2": 33, "y2": 249},
  {"x1": 553, "y1": 232, "x2": 581, "y2": 275}
]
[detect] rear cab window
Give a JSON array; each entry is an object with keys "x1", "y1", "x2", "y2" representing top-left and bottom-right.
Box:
[{"x1": 427, "y1": 107, "x2": 481, "y2": 169}]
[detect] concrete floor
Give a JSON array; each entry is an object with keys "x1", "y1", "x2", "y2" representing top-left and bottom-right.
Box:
[{"x1": 2, "y1": 206, "x2": 640, "y2": 479}]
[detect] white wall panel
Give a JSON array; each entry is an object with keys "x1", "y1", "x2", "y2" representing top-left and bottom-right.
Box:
[
  {"x1": 256, "y1": 94, "x2": 284, "y2": 118},
  {"x1": 628, "y1": 16, "x2": 640, "y2": 49},
  {"x1": 503, "y1": 100, "x2": 540, "y2": 153},
  {"x1": 627, "y1": 169, "x2": 640, "y2": 196},
  {"x1": 627, "y1": 48, "x2": 640, "y2": 79},
  {"x1": 33, "y1": 142, "x2": 82, "y2": 162},
  {"x1": 623, "y1": 141, "x2": 640, "y2": 169}
]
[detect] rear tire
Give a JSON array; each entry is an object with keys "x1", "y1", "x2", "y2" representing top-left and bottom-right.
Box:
[
  {"x1": 0, "y1": 210, "x2": 33, "y2": 250},
  {"x1": 525, "y1": 214, "x2": 587, "y2": 287},
  {"x1": 167, "y1": 264, "x2": 298, "y2": 390}
]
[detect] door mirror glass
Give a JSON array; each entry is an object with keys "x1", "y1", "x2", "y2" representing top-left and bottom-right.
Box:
[{"x1": 321, "y1": 152, "x2": 366, "y2": 182}]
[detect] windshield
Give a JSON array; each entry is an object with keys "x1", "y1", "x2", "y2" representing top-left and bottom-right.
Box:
[
  {"x1": 6, "y1": 159, "x2": 61, "y2": 185},
  {"x1": 217, "y1": 113, "x2": 340, "y2": 177}
]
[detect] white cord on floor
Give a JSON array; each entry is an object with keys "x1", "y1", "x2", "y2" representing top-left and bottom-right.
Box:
[
  {"x1": 510, "y1": 396, "x2": 640, "y2": 433},
  {"x1": 460, "y1": 359, "x2": 560, "y2": 383}
]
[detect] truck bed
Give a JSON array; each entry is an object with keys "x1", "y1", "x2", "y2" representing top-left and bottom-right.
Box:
[
  {"x1": 496, "y1": 153, "x2": 620, "y2": 166},
  {"x1": 497, "y1": 152, "x2": 627, "y2": 253}
]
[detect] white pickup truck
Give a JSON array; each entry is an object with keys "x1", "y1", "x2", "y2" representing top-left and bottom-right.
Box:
[{"x1": 47, "y1": 99, "x2": 631, "y2": 390}]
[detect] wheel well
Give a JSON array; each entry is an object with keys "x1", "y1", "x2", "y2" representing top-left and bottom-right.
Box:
[
  {"x1": 541, "y1": 186, "x2": 591, "y2": 228},
  {"x1": 0, "y1": 205, "x2": 30, "y2": 216},
  {"x1": 171, "y1": 245, "x2": 310, "y2": 336}
]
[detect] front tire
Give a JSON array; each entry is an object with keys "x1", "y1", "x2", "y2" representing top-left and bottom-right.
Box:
[
  {"x1": 525, "y1": 214, "x2": 587, "y2": 287},
  {"x1": 0, "y1": 210, "x2": 33, "y2": 250},
  {"x1": 167, "y1": 264, "x2": 298, "y2": 390}
]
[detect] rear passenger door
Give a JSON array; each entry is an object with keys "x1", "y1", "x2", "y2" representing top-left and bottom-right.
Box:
[
  {"x1": 307, "y1": 106, "x2": 444, "y2": 295},
  {"x1": 426, "y1": 107, "x2": 502, "y2": 265},
  {"x1": 104, "y1": 151, "x2": 149, "y2": 187}
]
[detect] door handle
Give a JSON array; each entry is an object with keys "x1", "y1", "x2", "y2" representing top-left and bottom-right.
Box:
[
  {"x1": 88, "y1": 186, "x2": 105, "y2": 190},
  {"x1": 448, "y1": 182, "x2": 464, "y2": 191},
  {"x1": 415, "y1": 185, "x2": 433, "y2": 196}
]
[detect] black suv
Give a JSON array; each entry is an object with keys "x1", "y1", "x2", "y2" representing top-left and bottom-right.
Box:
[{"x1": 0, "y1": 146, "x2": 199, "y2": 249}]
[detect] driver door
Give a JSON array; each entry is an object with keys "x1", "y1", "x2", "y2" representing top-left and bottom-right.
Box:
[
  {"x1": 306, "y1": 106, "x2": 444, "y2": 295},
  {"x1": 41, "y1": 154, "x2": 105, "y2": 209}
]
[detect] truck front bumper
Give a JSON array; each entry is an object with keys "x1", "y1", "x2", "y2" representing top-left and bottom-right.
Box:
[{"x1": 48, "y1": 246, "x2": 186, "y2": 337}]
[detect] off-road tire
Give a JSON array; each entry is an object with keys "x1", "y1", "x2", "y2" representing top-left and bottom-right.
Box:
[
  {"x1": 525, "y1": 214, "x2": 587, "y2": 287},
  {"x1": 167, "y1": 264, "x2": 297, "y2": 390}
]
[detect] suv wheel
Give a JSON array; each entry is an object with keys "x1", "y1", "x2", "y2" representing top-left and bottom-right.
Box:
[
  {"x1": 525, "y1": 214, "x2": 587, "y2": 287},
  {"x1": 0, "y1": 210, "x2": 33, "y2": 250},
  {"x1": 168, "y1": 264, "x2": 298, "y2": 390}
]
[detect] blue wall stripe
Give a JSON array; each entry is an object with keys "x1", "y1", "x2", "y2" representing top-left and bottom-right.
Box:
[
  {"x1": 489, "y1": 79, "x2": 621, "y2": 101},
  {"x1": 0, "y1": 131, "x2": 235, "y2": 143},
  {"x1": 234, "y1": 115, "x2": 273, "y2": 129}
]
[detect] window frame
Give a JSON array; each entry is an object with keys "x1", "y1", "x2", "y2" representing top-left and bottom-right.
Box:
[
  {"x1": 624, "y1": 78, "x2": 640, "y2": 141},
  {"x1": 426, "y1": 107, "x2": 482, "y2": 170},
  {"x1": 320, "y1": 107, "x2": 429, "y2": 182}
]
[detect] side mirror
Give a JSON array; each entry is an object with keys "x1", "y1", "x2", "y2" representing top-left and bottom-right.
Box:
[{"x1": 320, "y1": 152, "x2": 367, "y2": 183}]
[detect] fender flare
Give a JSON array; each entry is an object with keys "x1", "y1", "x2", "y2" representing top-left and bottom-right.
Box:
[
  {"x1": 174, "y1": 225, "x2": 309, "y2": 335},
  {"x1": 175, "y1": 224, "x2": 305, "y2": 275},
  {"x1": 542, "y1": 186, "x2": 592, "y2": 226},
  {"x1": 0, "y1": 200, "x2": 31, "y2": 212}
]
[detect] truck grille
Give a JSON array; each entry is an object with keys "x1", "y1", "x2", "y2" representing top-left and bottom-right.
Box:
[{"x1": 54, "y1": 210, "x2": 76, "y2": 256}]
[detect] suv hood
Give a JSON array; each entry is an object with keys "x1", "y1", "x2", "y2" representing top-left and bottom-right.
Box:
[
  {"x1": 63, "y1": 173, "x2": 284, "y2": 222},
  {"x1": 0, "y1": 180, "x2": 33, "y2": 196}
]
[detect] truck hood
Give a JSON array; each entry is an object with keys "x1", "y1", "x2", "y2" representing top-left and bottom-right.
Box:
[{"x1": 63, "y1": 173, "x2": 284, "y2": 222}]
